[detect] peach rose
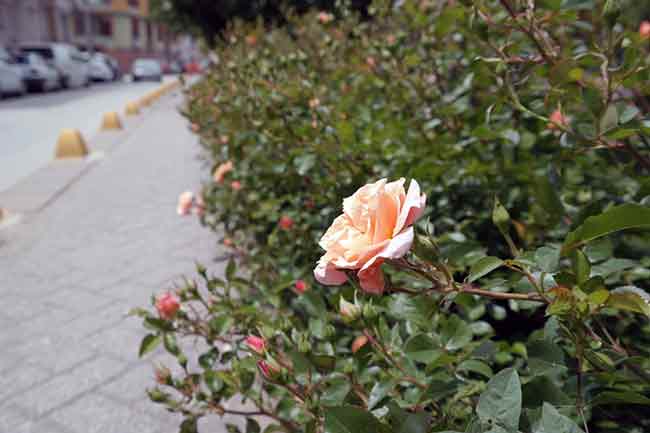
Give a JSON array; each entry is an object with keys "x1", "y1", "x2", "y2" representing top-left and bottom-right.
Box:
[
  {"x1": 231, "y1": 180, "x2": 242, "y2": 191},
  {"x1": 213, "y1": 161, "x2": 233, "y2": 183},
  {"x1": 156, "y1": 292, "x2": 180, "y2": 320},
  {"x1": 314, "y1": 178, "x2": 426, "y2": 294},
  {"x1": 547, "y1": 109, "x2": 568, "y2": 130}
]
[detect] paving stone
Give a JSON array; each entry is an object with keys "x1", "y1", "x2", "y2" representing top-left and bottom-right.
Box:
[
  {"x1": 7, "y1": 356, "x2": 127, "y2": 418},
  {"x1": 43, "y1": 288, "x2": 117, "y2": 314},
  {"x1": 0, "y1": 363, "x2": 53, "y2": 402},
  {"x1": 49, "y1": 394, "x2": 171, "y2": 433}
]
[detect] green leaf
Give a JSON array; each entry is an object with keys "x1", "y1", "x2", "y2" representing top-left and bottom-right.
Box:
[
  {"x1": 404, "y1": 334, "x2": 442, "y2": 364},
  {"x1": 226, "y1": 257, "x2": 237, "y2": 281},
  {"x1": 163, "y1": 333, "x2": 180, "y2": 356},
  {"x1": 441, "y1": 315, "x2": 473, "y2": 351},
  {"x1": 571, "y1": 249, "x2": 591, "y2": 285},
  {"x1": 533, "y1": 402, "x2": 584, "y2": 433},
  {"x1": 534, "y1": 176, "x2": 564, "y2": 226},
  {"x1": 492, "y1": 198, "x2": 511, "y2": 237},
  {"x1": 534, "y1": 246, "x2": 561, "y2": 273},
  {"x1": 619, "y1": 104, "x2": 640, "y2": 124},
  {"x1": 599, "y1": 104, "x2": 618, "y2": 133},
  {"x1": 590, "y1": 391, "x2": 650, "y2": 406},
  {"x1": 210, "y1": 315, "x2": 235, "y2": 335},
  {"x1": 294, "y1": 154, "x2": 317, "y2": 175},
  {"x1": 324, "y1": 406, "x2": 383, "y2": 433},
  {"x1": 139, "y1": 334, "x2": 161, "y2": 357},
  {"x1": 321, "y1": 376, "x2": 352, "y2": 406},
  {"x1": 458, "y1": 359, "x2": 493, "y2": 378},
  {"x1": 562, "y1": 204, "x2": 650, "y2": 255},
  {"x1": 180, "y1": 417, "x2": 198, "y2": 433},
  {"x1": 605, "y1": 286, "x2": 650, "y2": 316},
  {"x1": 468, "y1": 256, "x2": 504, "y2": 283},
  {"x1": 368, "y1": 381, "x2": 394, "y2": 410},
  {"x1": 477, "y1": 368, "x2": 522, "y2": 431}
]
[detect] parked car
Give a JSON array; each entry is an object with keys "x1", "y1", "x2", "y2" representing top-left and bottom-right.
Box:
[
  {"x1": 0, "y1": 46, "x2": 26, "y2": 98},
  {"x1": 20, "y1": 43, "x2": 89, "y2": 88},
  {"x1": 104, "y1": 54, "x2": 121, "y2": 81},
  {"x1": 132, "y1": 58, "x2": 162, "y2": 82},
  {"x1": 89, "y1": 53, "x2": 114, "y2": 82},
  {"x1": 15, "y1": 52, "x2": 60, "y2": 92}
]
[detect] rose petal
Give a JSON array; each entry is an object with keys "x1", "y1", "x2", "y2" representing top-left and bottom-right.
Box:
[
  {"x1": 394, "y1": 179, "x2": 426, "y2": 236},
  {"x1": 314, "y1": 258, "x2": 348, "y2": 286},
  {"x1": 357, "y1": 262, "x2": 385, "y2": 294}
]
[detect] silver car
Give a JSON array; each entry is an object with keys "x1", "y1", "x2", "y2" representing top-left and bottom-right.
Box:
[
  {"x1": 132, "y1": 58, "x2": 162, "y2": 82},
  {"x1": 16, "y1": 52, "x2": 61, "y2": 92},
  {"x1": 0, "y1": 46, "x2": 26, "y2": 98}
]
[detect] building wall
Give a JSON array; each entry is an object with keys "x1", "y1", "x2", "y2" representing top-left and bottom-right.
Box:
[{"x1": 0, "y1": 0, "x2": 52, "y2": 47}]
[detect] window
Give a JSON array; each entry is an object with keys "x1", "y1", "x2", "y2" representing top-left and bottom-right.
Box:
[
  {"x1": 132, "y1": 17, "x2": 139, "y2": 39},
  {"x1": 128, "y1": 0, "x2": 139, "y2": 8},
  {"x1": 96, "y1": 15, "x2": 112, "y2": 37},
  {"x1": 74, "y1": 12, "x2": 85, "y2": 35}
]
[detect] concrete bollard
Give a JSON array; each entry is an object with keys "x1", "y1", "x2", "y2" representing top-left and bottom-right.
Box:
[
  {"x1": 100, "y1": 112, "x2": 123, "y2": 131},
  {"x1": 125, "y1": 102, "x2": 140, "y2": 116},
  {"x1": 55, "y1": 129, "x2": 88, "y2": 159}
]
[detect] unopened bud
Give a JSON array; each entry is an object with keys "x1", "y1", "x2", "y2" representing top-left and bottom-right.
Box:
[{"x1": 340, "y1": 297, "x2": 361, "y2": 322}]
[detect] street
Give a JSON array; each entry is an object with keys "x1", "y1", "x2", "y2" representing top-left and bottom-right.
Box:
[{"x1": 0, "y1": 78, "x2": 176, "y2": 193}]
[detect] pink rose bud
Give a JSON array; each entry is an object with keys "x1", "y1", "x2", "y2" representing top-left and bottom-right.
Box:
[
  {"x1": 213, "y1": 161, "x2": 234, "y2": 184},
  {"x1": 366, "y1": 57, "x2": 376, "y2": 68},
  {"x1": 220, "y1": 135, "x2": 230, "y2": 145},
  {"x1": 245, "y1": 34, "x2": 257, "y2": 46},
  {"x1": 294, "y1": 280, "x2": 308, "y2": 294},
  {"x1": 154, "y1": 364, "x2": 172, "y2": 385},
  {"x1": 245, "y1": 336, "x2": 266, "y2": 354},
  {"x1": 309, "y1": 98, "x2": 320, "y2": 109},
  {"x1": 231, "y1": 181, "x2": 242, "y2": 191},
  {"x1": 177, "y1": 191, "x2": 194, "y2": 216},
  {"x1": 279, "y1": 216, "x2": 294, "y2": 230},
  {"x1": 547, "y1": 109, "x2": 568, "y2": 130},
  {"x1": 257, "y1": 360, "x2": 280, "y2": 379},
  {"x1": 317, "y1": 12, "x2": 333, "y2": 24},
  {"x1": 190, "y1": 123, "x2": 200, "y2": 132},
  {"x1": 351, "y1": 335, "x2": 368, "y2": 354},
  {"x1": 641, "y1": 21, "x2": 650, "y2": 39},
  {"x1": 156, "y1": 292, "x2": 180, "y2": 320},
  {"x1": 223, "y1": 237, "x2": 234, "y2": 247}
]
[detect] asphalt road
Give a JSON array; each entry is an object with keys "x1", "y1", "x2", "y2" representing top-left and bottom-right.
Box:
[{"x1": 0, "y1": 77, "x2": 177, "y2": 193}]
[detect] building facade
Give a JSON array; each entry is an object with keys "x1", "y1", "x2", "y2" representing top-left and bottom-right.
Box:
[{"x1": 0, "y1": 0, "x2": 196, "y2": 72}]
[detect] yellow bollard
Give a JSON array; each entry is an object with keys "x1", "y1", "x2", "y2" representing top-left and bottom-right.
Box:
[
  {"x1": 55, "y1": 129, "x2": 88, "y2": 158},
  {"x1": 100, "y1": 112, "x2": 123, "y2": 131},
  {"x1": 125, "y1": 102, "x2": 140, "y2": 116}
]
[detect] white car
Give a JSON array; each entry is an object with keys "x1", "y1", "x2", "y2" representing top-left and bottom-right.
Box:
[
  {"x1": 16, "y1": 52, "x2": 60, "y2": 92},
  {"x1": 20, "y1": 43, "x2": 89, "y2": 89},
  {"x1": 89, "y1": 54, "x2": 115, "y2": 82},
  {"x1": 0, "y1": 47, "x2": 26, "y2": 98},
  {"x1": 132, "y1": 58, "x2": 162, "y2": 82}
]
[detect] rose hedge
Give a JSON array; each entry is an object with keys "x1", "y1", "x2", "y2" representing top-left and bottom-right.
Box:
[{"x1": 134, "y1": 1, "x2": 650, "y2": 432}]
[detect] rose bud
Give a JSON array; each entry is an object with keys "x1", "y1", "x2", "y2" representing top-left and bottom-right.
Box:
[
  {"x1": 366, "y1": 56, "x2": 376, "y2": 68},
  {"x1": 317, "y1": 12, "x2": 333, "y2": 24},
  {"x1": 245, "y1": 335, "x2": 266, "y2": 354},
  {"x1": 190, "y1": 123, "x2": 200, "y2": 133},
  {"x1": 641, "y1": 21, "x2": 650, "y2": 39},
  {"x1": 339, "y1": 297, "x2": 361, "y2": 322},
  {"x1": 279, "y1": 215, "x2": 294, "y2": 230},
  {"x1": 309, "y1": 98, "x2": 320, "y2": 109},
  {"x1": 351, "y1": 335, "x2": 369, "y2": 354},
  {"x1": 257, "y1": 360, "x2": 281, "y2": 379},
  {"x1": 220, "y1": 135, "x2": 230, "y2": 145},
  {"x1": 223, "y1": 237, "x2": 234, "y2": 247},
  {"x1": 294, "y1": 280, "x2": 308, "y2": 294},
  {"x1": 176, "y1": 191, "x2": 194, "y2": 216},
  {"x1": 156, "y1": 292, "x2": 181, "y2": 320},
  {"x1": 154, "y1": 364, "x2": 172, "y2": 385},
  {"x1": 231, "y1": 180, "x2": 242, "y2": 191},
  {"x1": 245, "y1": 34, "x2": 257, "y2": 46},
  {"x1": 213, "y1": 161, "x2": 233, "y2": 183},
  {"x1": 547, "y1": 109, "x2": 568, "y2": 130}
]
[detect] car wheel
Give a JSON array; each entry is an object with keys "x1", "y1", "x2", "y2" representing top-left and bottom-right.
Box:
[{"x1": 60, "y1": 76, "x2": 69, "y2": 89}]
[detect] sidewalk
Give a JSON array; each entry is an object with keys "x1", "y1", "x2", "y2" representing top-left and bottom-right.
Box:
[{"x1": 0, "y1": 92, "x2": 230, "y2": 432}]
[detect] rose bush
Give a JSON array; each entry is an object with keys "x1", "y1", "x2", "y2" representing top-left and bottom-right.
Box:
[{"x1": 134, "y1": 1, "x2": 650, "y2": 432}]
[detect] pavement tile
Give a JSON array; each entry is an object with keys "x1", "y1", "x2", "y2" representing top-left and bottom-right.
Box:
[
  {"x1": 44, "y1": 287, "x2": 117, "y2": 314},
  {"x1": 49, "y1": 393, "x2": 171, "y2": 433},
  {"x1": 5, "y1": 355, "x2": 127, "y2": 419},
  {"x1": 0, "y1": 363, "x2": 53, "y2": 402}
]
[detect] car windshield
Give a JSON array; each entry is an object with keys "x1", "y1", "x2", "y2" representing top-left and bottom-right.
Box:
[{"x1": 21, "y1": 47, "x2": 53, "y2": 60}]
